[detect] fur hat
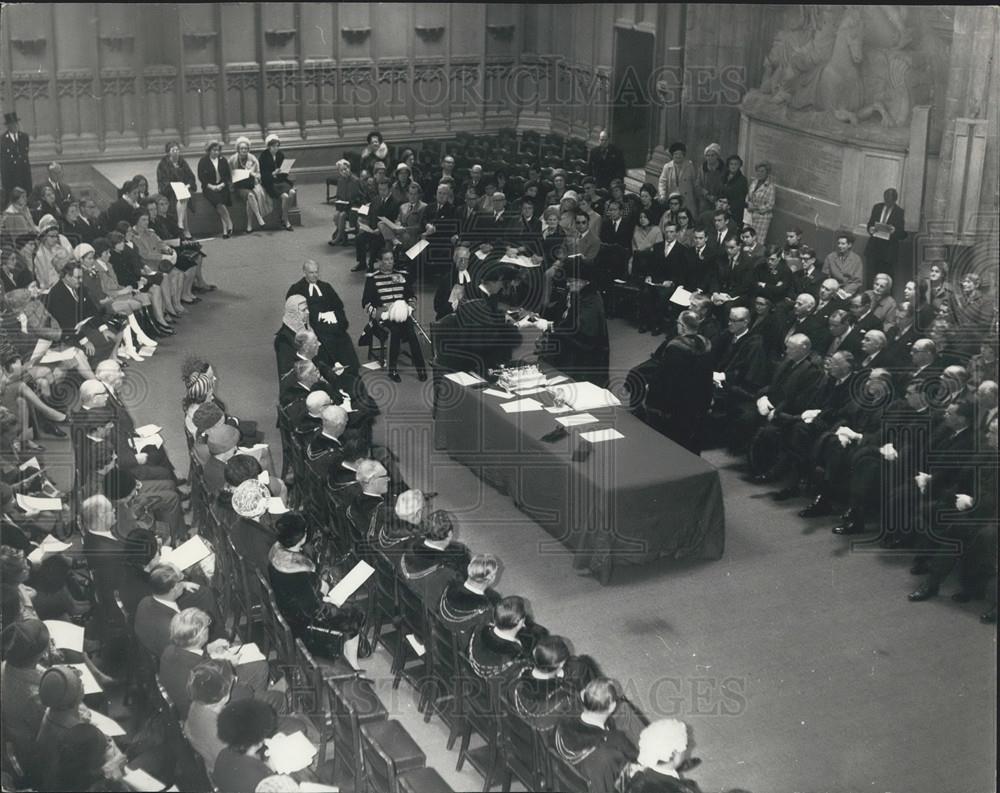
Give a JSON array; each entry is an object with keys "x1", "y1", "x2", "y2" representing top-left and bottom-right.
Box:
[{"x1": 39, "y1": 665, "x2": 85, "y2": 709}]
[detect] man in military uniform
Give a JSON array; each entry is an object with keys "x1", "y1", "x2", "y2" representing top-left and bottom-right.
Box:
[{"x1": 1, "y1": 112, "x2": 32, "y2": 201}]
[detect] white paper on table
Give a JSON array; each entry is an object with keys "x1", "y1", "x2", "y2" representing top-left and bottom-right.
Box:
[
  {"x1": 298, "y1": 784, "x2": 341, "y2": 792},
  {"x1": 549, "y1": 382, "x2": 621, "y2": 411},
  {"x1": 513, "y1": 386, "x2": 549, "y2": 396},
  {"x1": 712, "y1": 371, "x2": 726, "y2": 386},
  {"x1": 68, "y1": 663, "x2": 102, "y2": 695},
  {"x1": 405, "y1": 239, "x2": 429, "y2": 259},
  {"x1": 39, "y1": 348, "x2": 77, "y2": 364},
  {"x1": 406, "y1": 634, "x2": 426, "y2": 657},
  {"x1": 277, "y1": 158, "x2": 296, "y2": 174},
  {"x1": 15, "y1": 493, "x2": 62, "y2": 512},
  {"x1": 266, "y1": 731, "x2": 316, "y2": 774},
  {"x1": 324, "y1": 560, "x2": 375, "y2": 607},
  {"x1": 545, "y1": 375, "x2": 569, "y2": 386},
  {"x1": 267, "y1": 497, "x2": 289, "y2": 515},
  {"x1": 500, "y1": 398, "x2": 544, "y2": 414},
  {"x1": 362, "y1": 361, "x2": 382, "y2": 370},
  {"x1": 580, "y1": 428, "x2": 625, "y2": 444},
  {"x1": 669, "y1": 286, "x2": 693, "y2": 307},
  {"x1": 475, "y1": 250, "x2": 488, "y2": 260},
  {"x1": 132, "y1": 433, "x2": 164, "y2": 450},
  {"x1": 19, "y1": 456, "x2": 40, "y2": 471},
  {"x1": 135, "y1": 424, "x2": 162, "y2": 437},
  {"x1": 231, "y1": 168, "x2": 251, "y2": 183},
  {"x1": 170, "y1": 182, "x2": 191, "y2": 200},
  {"x1": 556, "y1": 413, "x2": 599, "y2": 427},
  {"x1": 88, "y1": 709, "x2": 127, "y2": 737},
  {"x1": 122, "y1": 767, "x2": 167, "y2": 792},
  {"x1": 444, "y1": 371, "x2": 485, "y2": 386},
  {"x1": 544, "y1": 404, "x2": 574, "y2": 414},
  {"x1": 230, "y1": 642, "x2": 266, "y2": 665},
  {"x1": 482, "y1": 388, "x2": 514, "y2": 399},
  {"x1": 44, "y1": 620, "x2": 85, "y2": 652},
  {"x1": 161, "y1": 536, "x2": 212, "y2": 571}
]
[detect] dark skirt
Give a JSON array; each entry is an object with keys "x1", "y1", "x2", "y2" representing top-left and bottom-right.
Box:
[{"x1": 202, "y1": 186, "x2": 232, "y2": 207}]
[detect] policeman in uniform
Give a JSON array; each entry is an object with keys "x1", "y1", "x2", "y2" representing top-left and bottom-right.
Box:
[
  {"x1": 361, "y1": 250, "x2": 427, "y2": 382},
  {"x1": 1, "y1": 112, "x2": 32, "y2": 200}
]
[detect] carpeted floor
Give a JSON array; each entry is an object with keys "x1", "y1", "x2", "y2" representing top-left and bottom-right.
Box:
[{"x1": 107, "y1": 183, "x2": 996, "y2": 793}]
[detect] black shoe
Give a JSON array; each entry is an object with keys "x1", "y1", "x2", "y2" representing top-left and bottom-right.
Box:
[
  {"x1": 772, "y1": 484, "x2": 801, "y2": 502},
  {"x1": 387, "y1": 370, "x2": 401, "y2": 383},
  {"x1": 799, "y1": 495, "x2": 833, "y2": 518},
  {"x1": 284, "y1": 222, "x2": 294, "y2": 232},
  {"x1": 222, "y1": 231, "x2": 232, "y2": 239},
  {"x1": 39, "y1": 421, "x2": 67, "y2": 438},
  {"x1": 351, "y1": 263, "x2": 367, "y2": 272},
  {"x1": 907, "y1": 584, "x2": 938, "y2": 602},
  {"x1": 417, "y1": 370, "x2": 428, "y2": 382},
  {"x1": 156, "y1": 324, "x2": 175, "y2": 336},
  {"x1": 951, "y1": 591, "x2": 974, "y2": 603},
  {"x1": 909, "y1": 560, "x2": 931, "y2": 576},
  {"x1": 832, "y1": 520, "x2": 865, "y2": 535}
]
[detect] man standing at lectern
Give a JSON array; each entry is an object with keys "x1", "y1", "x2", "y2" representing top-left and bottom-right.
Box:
[{"x1": 864, "y1": 188, "x2": 906, "y2": 272}]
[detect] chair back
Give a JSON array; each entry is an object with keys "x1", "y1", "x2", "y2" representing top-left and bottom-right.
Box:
[
  {"x1": 545, "y1": 745, "x2": 591, "y2": 793},
  {"x1": 255, "y1": 570, "x2": 296, "y2": 667},
  {"x1": 326, "y1": 673, "x2": 389, "y2": 785},
  {"x1": 498, "y1": 698, "x2": 546, "y2": 791}
]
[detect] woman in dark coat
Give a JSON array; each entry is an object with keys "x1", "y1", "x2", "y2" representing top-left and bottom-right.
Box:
[
  {"x1": 721, "y1": 154, "x2": 749, "y2": 224},
  {"x1": 644, "y1": 311, "x2": 714, "y2": 454},
  {"x1": 196, "y1": 141, "x2": 233, "y2": 239},
  {"x1": 539, "y1": 258, "x2": 610, "y2": 387},
  {"x1": 267, "y1": 513, "x2": 364, "y2": 669},
  {"x1": 258, "y1": 134, "x2": 296, "y2": 231},
  {"x1": 156, "y1": 140, "x2": 197, "y2": 238}
]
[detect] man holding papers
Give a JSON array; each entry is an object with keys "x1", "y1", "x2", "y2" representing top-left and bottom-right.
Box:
[
  {"x1": 353, "y1": 178, "x2": 399, "y2": 272},
  {"x1": 864, "y1": 188, "x2": 906, "y2": 271}
]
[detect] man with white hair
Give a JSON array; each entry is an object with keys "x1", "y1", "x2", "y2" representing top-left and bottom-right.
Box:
[
  {"x1": 294, "y1": 390, "x2": 332, "y2": 438},
  {"x1": 44, "y1": 161, "x2": 73, "y2": 209},
  {"x1": 285, "y1": 259, "x2": 359, "y2": 371},
  {"x1": 623, "y1": 718, "x2": 701, "y2": 791},
  {"x1": 304, "y1": 405, "x2": 348, "y2": 479},
  {"x1": 69, "y1": 379, "x2": 118, "y2": 496},
  {"x1": 782, "y1": 293, "x2": 828, "y2": 352},
  {"x1": 814, "y1": 277, "x2": 845, "y2": 323},
  {"x1": 858, "y1": 329, "x2": 892, "y2": 372}
]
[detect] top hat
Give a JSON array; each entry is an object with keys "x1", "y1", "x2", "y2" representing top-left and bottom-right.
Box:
[{"x1": 4, "y1": 112, "x2": 19, "y2": 125}]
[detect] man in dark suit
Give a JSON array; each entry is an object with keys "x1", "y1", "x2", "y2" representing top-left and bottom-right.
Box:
[
  {"x1": 714, "y1": 237, "x2": 756, "y2": 308},
  {"x1": 792, "y1": 245, "x2": 825, "y2": 299},
  {"x1": 515, "y1": 198, "x2": 543, "y2": 253},
  {"x1": 1, "y1": 112, "x2": 31, "y2": 199},
  {"x1": 823, "y1": 309, "x2": 861, "y2": 359},
  {"x1": 286, "y1": 260, "x2": 358, "y2": 371},
  {"x1": 476, "y1": 192, "x2": 516, "y2": 241},
  {"x1": 637, "y1": 221, "x2": 688, "y2": 335},
  {"x1": 857, "y1": 329, "x2": 894, "y2": 374},
  {"x1": 586, "y1": 130, "x2": 626, "y2": 189},
  {"x1": 353, "y1": 179, "x2": 398, "y2": 272},
  {"x1": 44, "y1": 260, "x2": 118, "y2": 360},
  {"x1": 814, "y1": 278, "x2": 845, "y2": 324},
  {"x1": 886, "y1": 301, "x2": 920, "y2": 367},
  {"x1": 686, "y1": 229, "x2": 721, "y2": 294},
  {"x1": 707, "y1": 209, "x2": 738, "y2": 249},
  {"x1": 864, "y1": 188, "x2": 906, "y2": 271},
  {"x1": 835, "y1": 293, "x2": 881, "y2": 356},
  {"x1": 454, "y1": 186, "x2": 485, "y2": 249},
  {"x1": 433, "y1": 245, "x2": 478, "y2": 319},
  {"x1": 134, "y1": 563, "x2": 225, "y2": 660},
  {"x1": 422, "y1": 182, "x2": 458, "y2": 270},
  {"x1": 782, "y1": 293, "x2": 830, "y2": 353},
  {"x1": 42, "y1": 162, "x2": 73, "y2": 210},
  {"x1": 72, "y1": 198, "x2": 104, "y2": 244},
  {"x1": 712, "y1": 306, "x2": 772, "y2": 452},
  {"x1": 597, "y1": 200, "x2": 633, "y2": 283}
]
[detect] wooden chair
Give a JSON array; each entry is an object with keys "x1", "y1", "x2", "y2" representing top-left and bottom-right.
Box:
[
  {"x1": 421, "y1": 608, "x2": 463, "y2": 748},
  {"x1": 544, "y1": 745, "x2": 591, "y2": 793},
  {"x1": 255, "y1": 570, "x2": 296, "y2": 667},
  {"x1": 453, "y1": 654, "x2": 502, "y2": 790},
  {"x1": 359, "y1": 719, "x2": 426, "y2": 793},
  {"x1": 326, "y1": 671, "x2": 389, "y2": 788},
  {"x1": 497, "y1": 698, "x2": 547, "y2": 792},
  {"x1": 390, "y1": 578, "x2": 431, "y2": 695},
  {"x1": 397, "y1": 767, "x2": 456, "y2": 793}
]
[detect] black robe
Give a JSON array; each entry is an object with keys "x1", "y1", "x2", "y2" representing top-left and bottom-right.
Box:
[{"x1": 540, "y1": 286, "x2": 610, "y2": 387}]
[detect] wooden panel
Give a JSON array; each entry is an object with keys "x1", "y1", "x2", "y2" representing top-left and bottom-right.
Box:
[
  {"x1": 413, "y1": 5, "x2": 448, "y2": 60},
  {"x1": 338, "y1": 3, "x2": 372, "y2": 61},
  {"x1": 261, "y1": 2, "x2": 298, "y2": 62},
  {"x1": 452, "y1": 4, "x2": 485, "y2": 57},
  {"x1": 52, "y1": 4, "x2": 94, "y2": 69},
  {"x1": 300, "y1": 4, "x2": 335, "y2": 59}
]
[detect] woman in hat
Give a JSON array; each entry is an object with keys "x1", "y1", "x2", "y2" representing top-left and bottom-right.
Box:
[
  {"x1": 229, "y1": 136, "x2": 269, "y2": 234},
  {"x1": 156, "y1": 140, "x2": 197, "y2": 238},
  {"x1": 746, "y1": 162, "x2": 775, "y2": 244},
  {"x1": 360, "y1": 129, "x2": 388, "y2": 176},
  {"x1": 105, "y1": 178, "x2": 142, "y2": 230},
  {"x1": 30, "y1": 183, "x2": 64, "y2": 227},
  {"x1": 1, "y1": 186, "x2": 39, "y2": 240},
  {"x1": 696, "y1": 142, "x2": 725, "y2": 215},
  {"x1": 197, "y1": 141, "x2": 234, "y2": 238},
  {"x1": 657, "y1": 142, "x2": 697, "y2": 211},
  {"x1": 258, "y1": 134, "x2": 296, "y2": 231},
  {"x1": 32, "y1": 216, "x2": 74, "y2": 291}
]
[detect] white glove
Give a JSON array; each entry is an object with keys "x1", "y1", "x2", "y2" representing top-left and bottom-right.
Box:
[
  {"x1": 257, "y1": 470, "x2": 270, "y2": 486},
  {"x1": 318, "y1": 311, "x2": 338, "y2": 324},
  {"x1": 713, "y1": 371, "x2": 726, "y2": 386},
  {"x1": 801, "y1": 409, "x2": 821, "y2": 424},
  {"x1": 380, "y1": 311, "x2": 388, "y2": 321},
  {"x1": 333, "y1": 362, "x2": 346, "y2": 376},
  {"x1": 914, "y1": 472, "x2": 932, "y2": 492},
  {"x1": 879, "y1": 443, "x2": 898, "y2": 461},
  {"x1": 756, "y1": 396, "x2": 774, "y2": 416},
  {"x1": 339, "y1": 390, "x2": 353, "y2": 412},
  {"x1": 955, "y1": 494, "x2": 974, "y2": 511},
  {"x1": 17, "y1": 313, "x2": 27, "y2": 333}
]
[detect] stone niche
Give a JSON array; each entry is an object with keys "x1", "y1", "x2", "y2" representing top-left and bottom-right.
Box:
[{"x1": 737, "y1": 4, "x2": 949, "y2": 237}]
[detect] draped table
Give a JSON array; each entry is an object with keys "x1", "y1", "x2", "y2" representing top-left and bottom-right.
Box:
[{"x1": 432, "y1": 371, "x2": 725, "y2": 583}]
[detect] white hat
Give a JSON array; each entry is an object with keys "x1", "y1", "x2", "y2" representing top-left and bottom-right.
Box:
[
  {"x1": 264, "y1": 133, "x2": 280, "y2": 146},
  {"x1": 73, "y1": 243, "x2": 95, "y2": 260}
]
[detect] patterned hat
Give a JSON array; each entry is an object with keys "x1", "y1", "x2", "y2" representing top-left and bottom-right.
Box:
[{"x1": 231, "y1": 479, "x2": 270, "y2": 518}]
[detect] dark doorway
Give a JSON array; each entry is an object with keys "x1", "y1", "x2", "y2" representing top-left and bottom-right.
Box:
[{"x1": 611, "y1": 28, "x2": 655, "y2": 168}]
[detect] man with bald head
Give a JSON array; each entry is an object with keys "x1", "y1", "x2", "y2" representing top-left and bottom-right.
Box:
[
  {"x1": 940, "y1": 365, "x2": 975, "y2": 406},
  {"x1": 293, "y1": 390, "x2": 332, "y2": 438},
  {"x1": 304, "y1": 404, "x2": 349, "y2": 480},
  {"x1": 814, "y1": 278, "x2": 845, "y2": 323},
  {"x1": 587, "y1": 129, "x2": 626, "y2": 189},
  {"x1": 782, "y1": 293, "x2": 829, "y2": 352},
  {"x1": 749, "y1": 333, "x2": 824, "y2": 481},
  {"x1": 285, "y1": 259, "x2": 359, "y2": 371},
  {"x1": 904, "y1": 338, "x2": 941, "y2": 387},
  {"x1": 858, "y1": 329, "x2": 892, "y2": 373}
]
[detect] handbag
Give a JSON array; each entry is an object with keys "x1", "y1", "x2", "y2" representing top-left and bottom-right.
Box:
[{"x1": 304, "y1": 604, "x2": 347, "y2": 658}]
